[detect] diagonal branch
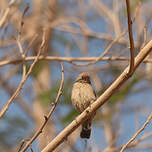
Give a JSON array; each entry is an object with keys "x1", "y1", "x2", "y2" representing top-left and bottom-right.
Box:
[
  {"x1": 20, "y1": 63, "x2": 64, "y2": 152},
  {"x1": 120, "y1": 112, "x2": 152, "y2": 152},
  {"x1": 0, "y1": 29, "x2": 46, "y2": 119},
  {"x1": 0, "y1": 0, "x2": 16, "y2": 29},
  {"x1": 71, "y1": 31, "x2": 127, "y2": 66},
  {"x1": 41, "y1": 39, "x2": 152, "y2": 152}
]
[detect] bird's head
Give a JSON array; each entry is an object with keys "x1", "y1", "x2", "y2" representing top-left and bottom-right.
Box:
[{"x1": 76, "y1": 73, "x2": 91, "y2": 84}]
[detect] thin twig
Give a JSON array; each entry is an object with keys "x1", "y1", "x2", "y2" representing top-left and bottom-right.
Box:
[
  {"x1": 0, "y1": 72, "x2": 36, "y2": 120},
  {"x1": 0, "y1": 0, "x2": 16, "y2": 29},
  {"x1": 141, "y1": 25, "x2": 147, "y2": 49},
  {"x1": 30, "y1": 145, "x2": 34, "y2": 152},
  {"x1": 20, "y1": 63, "x2": 64, "y2": 152},
  {"x1": 130, "y1": 132, "x2": 152, "y2": 147},
  {"x1": 93, "y1": 0, "x2": 121, "y2": 36},
  {"x1": 0, "y1": 29, "x2": 46, "y2": 119},
  {"x1": 17, "y1": 40, "x2": 26, "y2": 82},
  {"x1": 71, "y1": 31, "x2": 127, "y2": 66},
  {"x1": 18, "y1": 140, "x2": 26, "y2": 152},
  {"x1": 17, "y1": 3, "x2": 30, "y2": 83},
  {"x1": 126, "y1": 0, "x2": 135, "y2": 75},
  {"x1": 120, "y1": 112, "x2": 152, "y2": 152},
  {"x1": 103, "y1": 132, "x2": 152, "y2": 152},
  {"x1": 18, "y1": 4, "x2": 30, "y2": 40}
]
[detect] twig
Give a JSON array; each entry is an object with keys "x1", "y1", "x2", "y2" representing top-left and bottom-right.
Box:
[
  {"x1": 71, "y1": 30, "x2": 127, "y2": 66},
  {"x1": 16, "y1": 4, "x2": 30, "y2": 91},
  {"x1": 16, "y1": 4, "x2": 30, "y2": 88},
  {"x1": 44, "y1": 17, "x2": 131, "y2": 48},
  {"x1": 18, "y1": 140, "x2": 26, "y2": 152},
  {"x1": 130, "y1": 132, "x2": 152, "y2": 147},
  {"x1": 0, "y1": 29, "x2": 46, "y2": 119},
  {"x1": 126, "y1": 0, "x2": 135, "y2": 75},
  {"x1": 120, "y1": 112, "x2": 152, "y2": 152},
  {"x1": 141, "y1": 25, "x2": 147, "y2": 49},
  {"x1": 103, "y1": 132, "x2": 152, "y2": 152},
  {"x1": 30, "y1": 145, "x2": 34, "y2": 152},
  {"x1": 0, "y1": 0, "x2": 16, "y2": 29},
  {"x1": 93, "y1": 0, "x2": 121, "y2": 36},
  {"x1": 41, "y1": 39, "x2": 152, "y2": 152},
  {"x1": 18, "y1": 4, "x2": 30, "y2": 40},
  {"x1": 17, "y1": 40, "x2": 26, "y2": 83},
  {"x1": 0, "y1": 72, "x2": 35, "y2": 120},
  {"x1": 20, "y1": 63, "x2": 64, "y2": 152}
]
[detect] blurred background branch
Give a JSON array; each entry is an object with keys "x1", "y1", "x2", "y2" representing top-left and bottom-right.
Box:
[{"x1": 0, "y1": 0, "x2": 152, "y2": 152}]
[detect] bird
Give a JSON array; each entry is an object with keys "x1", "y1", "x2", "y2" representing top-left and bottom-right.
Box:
[{"x1": 71, "y1": 72, "x2": 96, "y2": 139}]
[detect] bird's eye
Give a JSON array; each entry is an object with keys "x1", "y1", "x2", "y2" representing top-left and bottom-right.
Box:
[{"x1": 82, "y1": 76, "x2": 86, "y2": 80}]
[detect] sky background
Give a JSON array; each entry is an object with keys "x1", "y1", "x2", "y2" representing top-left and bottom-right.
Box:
[{"x1": 0, "y1": 0, "x2": 152, "y2": 152}]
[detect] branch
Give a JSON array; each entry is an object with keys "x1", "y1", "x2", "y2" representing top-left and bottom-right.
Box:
[
  {"x1": 71, "y1": 30, "x2": 127, "y2": 66},
  {"x1": 0, "y1": 0, "x2": 16, "y2": 29},
  {"x1": 41, "y1": 39, "x2": 152, "y2": 152},
  {"x1": 1, "y1": 55, "x2": 152, "y2": 68},
  {"x1": 20, "y1": 63, "x2": 64, "y2": 152},
  {"x1": 126, "y1": 0, "x2": 135, "y2": 74},
  {"x1": 103, "y1": 132, "x2": 152, "y2": 152},
  {"x1": 0, "y1": 29, "x2": 46, "y2": 119},
  {"x1": 0, "y1": 73, "x2": 35, "y2": 120},
  {"x1": 120, "y1": 112, "x2": 152, "y2": 152}
]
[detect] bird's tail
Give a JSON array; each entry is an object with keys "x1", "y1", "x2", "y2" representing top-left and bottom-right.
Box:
[{"x1": 80, "y1": 120, "x2": 91, "y2": 139}]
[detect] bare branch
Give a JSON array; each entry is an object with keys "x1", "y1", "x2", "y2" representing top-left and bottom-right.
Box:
[
  {"x1": 126, "y1": 0, "x2": 135, "y2": 75},
  {"x1": 1, "y1": 55, "x2": 152, "y2": 68},
  {"x1": 41, "y1": 39, "x2": 152, "y2": 152},
  {"x1": 71, "y1": 30, "x2": 127, "y2": 66},
  {"x1": 120, "y1": 112, "x2": 152, "y2": 152},
  {"x1": 103, "y1": 132, "x2": 152, "y2": 152},
  {"x1": 0, "y1": 0, "x2": 16, "y2": 29},
  {"x1": 0, "y1": 29, "x2": 45, "y2": 119},
  {"x1": 20, "y1": 63, "x2": 64, "y2": 152}
]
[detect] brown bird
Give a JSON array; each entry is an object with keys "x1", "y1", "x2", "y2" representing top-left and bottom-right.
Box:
[{"x1": 71, "y1": 73, "x2": 96, "y2": 139}]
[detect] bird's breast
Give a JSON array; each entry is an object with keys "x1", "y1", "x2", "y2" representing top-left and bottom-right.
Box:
[{"x1": 71, "y1": 82, "x2": 96, "y2": 112}]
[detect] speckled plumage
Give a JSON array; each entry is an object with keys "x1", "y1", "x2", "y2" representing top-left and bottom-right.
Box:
[{"x1": 71, "y1": 73, "x2": 96, "y2": 139}]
